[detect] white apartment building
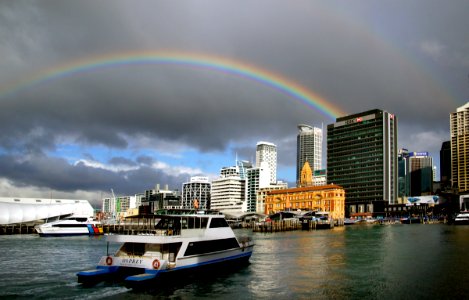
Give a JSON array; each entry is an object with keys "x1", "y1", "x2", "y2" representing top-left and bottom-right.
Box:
[
  {"x1": 210, "y1": 176, "x2": 245, "y2": 213},
  {"x1": 246, "y1": 162, "x2": 271, "y2": 212},
  {"x1": 256, "y1": 141, "x2": 277, "y2": 184},
  {"x1": 211, "y1": 162, "x2": 249, "y2": 214}
]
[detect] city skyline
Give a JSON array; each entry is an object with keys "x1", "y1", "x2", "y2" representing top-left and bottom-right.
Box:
[{"x1": 0, "y1": 1, "x2": 468, "y2": 206}]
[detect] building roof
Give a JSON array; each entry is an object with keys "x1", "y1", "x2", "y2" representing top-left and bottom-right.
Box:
[
  {"x1": 0, "y1": 197, "x2": 94, "y2": 225},
  {"x1": 266, "y1": 184, "x2": 344, "y2": 195}
]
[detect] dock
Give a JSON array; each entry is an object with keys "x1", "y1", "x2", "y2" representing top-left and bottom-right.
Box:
[
  {"x1": 0, "y1": 224, "x2": 37, "y2": 235},
  {"x1": 251, "y1": 219, "x2": 343, "y2": 232}
]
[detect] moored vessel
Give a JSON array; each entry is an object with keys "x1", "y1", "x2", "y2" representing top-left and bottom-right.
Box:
[
  {"x1": 35, "y1": 216, "x2": 102, "y2": 237},
  {"x1": 77, "y1": 209, "x2": 254, "y2": 288},
  {"x1": 453, "y1": 212, "x2": 469, "y2": 225}
]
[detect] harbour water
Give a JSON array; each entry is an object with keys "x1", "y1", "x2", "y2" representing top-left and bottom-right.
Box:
[{"x1": 1, "y1": 224, "x2": 469, "y2": 299}]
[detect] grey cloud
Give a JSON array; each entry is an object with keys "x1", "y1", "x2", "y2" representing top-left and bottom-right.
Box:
[
  {"x1": 0, "y1": 153, "x2": 185, "y2": 195},
  {"x1": 108, "y1": 157, "x2": 137, "y2": 167}
]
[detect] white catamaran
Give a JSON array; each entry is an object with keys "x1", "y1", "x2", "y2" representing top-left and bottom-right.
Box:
[{"x1": 77, "y1": 209, "x2": 254, "y2": 288}]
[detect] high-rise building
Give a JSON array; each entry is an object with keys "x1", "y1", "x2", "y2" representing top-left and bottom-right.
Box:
[
  {"x1": 398, "y1": 148, "x2": 409, "y2": 198},
  {"x1": 296, "y1": 124, "x2": 323, "y2": 184},
  {"x1": 407, "y1": 152, "x2": 433, "y2": 196},
  {"x1": 450, "y1": 102, "x2": 469, "y2": 193},
  {"x1": 440, "y1": 141, "x2": 451, "y2": 189},
  {"x1": 210, "y1": 161, "x2": 249, "y2": 213},
  {"x1": 246, "y1": 163, "x2": 271, "y2": 212},
  {"x1": 256, "y1": 141, "x2": 277, "y2": 184},
  {"x1": 182, "y1": 176, "x2": 211, "y2": 210},
  {"x1": 142, "y1": 184, "x2": 181, "y2": 213},
  {"x1": 327, "y1": 109, "x2": 398, "y2": 216}
]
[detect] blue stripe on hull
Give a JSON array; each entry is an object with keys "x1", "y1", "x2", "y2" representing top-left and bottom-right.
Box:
[
  {"x1": 38, "y1": 233, "x2": 96, "y2": 237},
  {"x1": 124, "y1": 251, "x2": 252, "y2": 289},
  {"x1": 165, "y1": 250, "x2": 253, "y2": 273}
]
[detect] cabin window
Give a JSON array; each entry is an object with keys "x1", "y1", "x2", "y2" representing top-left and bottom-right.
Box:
[
  {"x1": 155, "y1": 217, "x2": 182, "y2": 234},
  {"x1": 209, "y1": 217, "x2": 229, "y2": 228},
  {"x1": 180, "y1": 217, "x2": 209, "y2": 229},
  {"x1": 122, "y1": 243, "x2": 146, "y2": 256},
  {"x1": 36, "y1": 199, "x2": 42, "y2": 202},
  {"x1": 184, "y1": 238, "x2": 239, "y2": 256}
]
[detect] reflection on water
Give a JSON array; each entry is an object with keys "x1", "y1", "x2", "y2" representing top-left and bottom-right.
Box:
[{"x1": 1, "y1": 225, "x2": 469, "y2": 299}]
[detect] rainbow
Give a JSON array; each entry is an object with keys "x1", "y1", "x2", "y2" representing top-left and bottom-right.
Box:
[{"x1": 0, "y1": 51, "x2": 346, "y2": 119}]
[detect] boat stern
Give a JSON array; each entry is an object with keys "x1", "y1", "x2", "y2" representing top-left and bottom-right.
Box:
[{"x1": 77, "y1": 265, "x2": 119, "y2": 285}]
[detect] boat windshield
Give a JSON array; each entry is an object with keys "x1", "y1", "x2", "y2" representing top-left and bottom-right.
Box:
[{"x1": 155, "y1": 216, "x2": 210, "y2": 232}]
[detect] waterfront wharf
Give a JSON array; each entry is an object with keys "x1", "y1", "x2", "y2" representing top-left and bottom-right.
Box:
[
  {"x1": 0, "y1": 224, "x2": 37, "y2": 235},
  {"x1": 252, "y1": 219, "x2": 343, "y2": 232},
  {"x1": 1, "y1": 217, "x2": 348, "y2": 235}
]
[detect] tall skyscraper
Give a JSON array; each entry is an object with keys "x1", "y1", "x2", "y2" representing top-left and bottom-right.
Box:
[
  {"x1": 256, "y1": 141, "x2": 277, "y2": 184},
  {"x1": 182, "y1": 176, "x2": 211, "y2": 210},
  {"x1": 407, "y1": 152, "x2": 433, "y2": 196},
  {"x1": 440, "y1": 141, "x2": 451, "y2": 189},
  {"x1": 450, "y1": 102, "x2": 469, "y2": 193},
  {"x1": 327, "y1": 109, "x2": 398, "y2": 217},
  {"x1": 398, "y1": 148, "x2": 409, "y2": 198},
  {"x1": 296, "y1": 124, "x2": 323, "y2": 184}
]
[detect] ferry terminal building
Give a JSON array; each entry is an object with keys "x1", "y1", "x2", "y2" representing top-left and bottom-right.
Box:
[
  {"x1": 263, "y1": 184, "x2": 345, "y2": 220},
  {"x1": 263, "y1": 162, "x2": 345, "y2": 220}
]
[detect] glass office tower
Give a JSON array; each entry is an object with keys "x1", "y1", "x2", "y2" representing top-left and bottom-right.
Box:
[{"x1": 327, "y1": 109, "x2": 398, "y2": 217}]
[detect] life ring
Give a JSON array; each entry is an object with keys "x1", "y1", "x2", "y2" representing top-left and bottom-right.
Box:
[
  {"x1": 152, "y1": 259, "x2": 160, "y2": 269},
  {"x1": 106, "y1": 256, "x2": 113, "y2": 266}
]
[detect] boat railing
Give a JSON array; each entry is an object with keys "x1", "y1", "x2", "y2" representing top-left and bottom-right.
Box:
[{"x1": 131, "y1": 229, "x2": 182, "y2": 236}]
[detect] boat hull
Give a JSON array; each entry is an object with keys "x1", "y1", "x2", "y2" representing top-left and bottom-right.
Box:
[
  {"x1": 125, "y1": 250, "x2": 253, "y2": 289},
  {"x1": 77, "y1": 247, "x2": 253, "y2": 288}
]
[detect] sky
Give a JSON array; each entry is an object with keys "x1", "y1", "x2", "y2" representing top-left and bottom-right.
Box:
[{"x1": 1, "y1": 1, "x2": 468, "y2": 207}]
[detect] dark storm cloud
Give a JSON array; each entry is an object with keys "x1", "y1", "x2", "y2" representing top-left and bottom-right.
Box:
[
  {"x1": 108, "y1": 157, "x2": 137, "y2": 167},
  {"x1": 0, "y1": 153, "x2": 185, "y2": 195},
  {"x1": 1, "y1": 0, "x2": 468, "y2": 197}
]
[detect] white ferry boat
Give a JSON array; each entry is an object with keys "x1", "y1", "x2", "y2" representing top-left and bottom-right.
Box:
[
  {"x1": 35, "y1": 216, "x2": 102, "y2": 237},
  {"x1": 77, "y1": 209, "x2": 254, "y2": 288},
  {"x1": 454, "y1": 212, "x2": 469, "y2": 225}
]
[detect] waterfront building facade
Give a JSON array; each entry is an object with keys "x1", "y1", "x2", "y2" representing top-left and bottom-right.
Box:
[
  {"x1": 182, "y1": 176, "x2": 211, "y2": 210},
  {"x1": 256, "y1": 141, "x2": 277, "y2": 184},
  {"x1": 327, "y1": 109, "x2": 398, "y2": 217},
  {"x1": 263, "y1": 184, "x2": 345, "y2": 220},
  {"x1": 297, "y1": 124, "x2": 323, "y2": 184},
  {"x1": 256, "y1": 183, "x2": 288, "y2": 213},
  {"x1": 450, "y1": 102, "x2": 469, "y2": 193},
  {"x1": 0, "y1": 197, "x2": 95, "y2": 225}
]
